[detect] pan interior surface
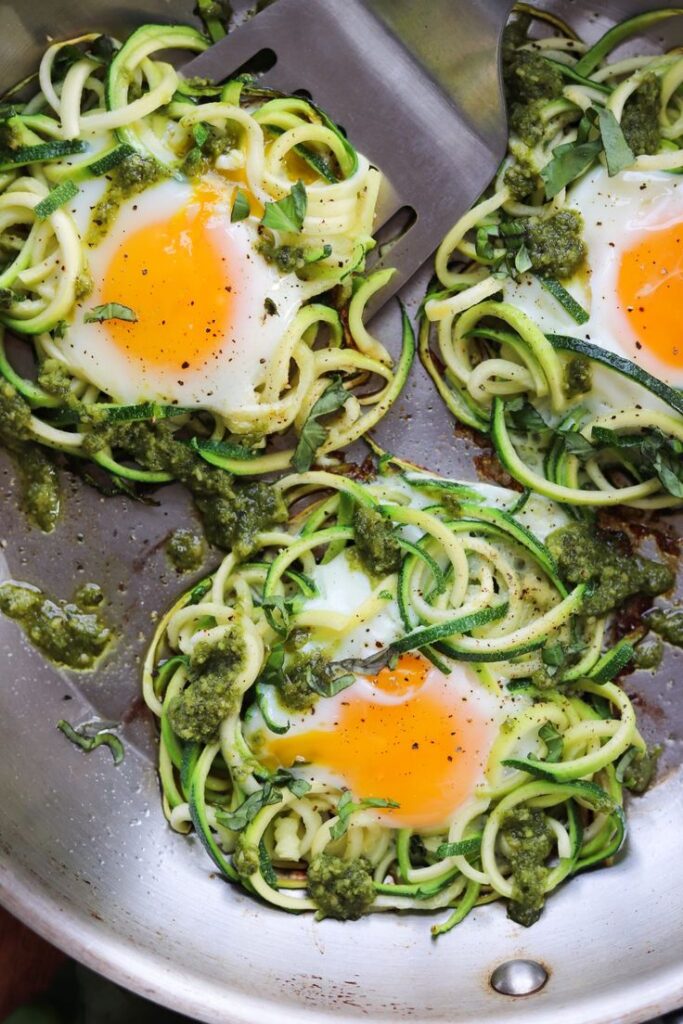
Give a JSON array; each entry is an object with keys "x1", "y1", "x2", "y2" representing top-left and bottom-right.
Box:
[{"x1": 0, "y1": 1, "x2": 682, "y2": 1022}]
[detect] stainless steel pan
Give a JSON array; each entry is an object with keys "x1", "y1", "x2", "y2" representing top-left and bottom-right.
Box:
[{"x1": 0, "y1": 2, "x2": 681, "y2": 1021}]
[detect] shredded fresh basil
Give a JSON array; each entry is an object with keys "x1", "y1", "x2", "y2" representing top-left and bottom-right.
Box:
[
  {"x1": 84, "y1": 302, "x2": 137, "y2": 323},
  {"x1": 330, "y1": 791, "x2": 400, "y2": 840},
  {"x1": 261, "y1": 180, "x2": 307, "y2": 233},
  {"x1": 596, "y1": 106, "x2": 635, "y2": 175},
  {"x1": 231, "y1": 188, "x2": 250, "y2": 222},
  {"x1": 292, "y1": 375, "x2": 350, "y2": 472},
  {"x1": 540, "y1": 139, "x2": 602, "y2": 199}
]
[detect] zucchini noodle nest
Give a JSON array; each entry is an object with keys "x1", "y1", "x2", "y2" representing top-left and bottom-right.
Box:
[
  {"x1": 0, "y1": 23, "x2": 413, "y2": 483},
  {"x1": 143, "y1": 467, "x2": 648, "y2": 932},
  {"x1": 421, "y1": 6, "x2": 683, "y2": 510}
]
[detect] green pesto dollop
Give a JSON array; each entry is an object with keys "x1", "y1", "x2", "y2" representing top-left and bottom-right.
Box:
[
  {"x1": 182, "y1": 123, "x2": 236, "y2": 178},
  {"x1": 633, "y1": 634, "x2": 664, "y2": 670},
  {"x1": 621, "y1": 73, "x2": 661, "y2": 157},
  {"x1": 0, "y1": 381, "x2": 61, "y2": 532},
  {"x1": 277, "y1": 648, "x2": 338, "y2": 712},
  {"x1": 257, "y1": 238, "x2": 321, "y2": 274},
  {"x1": 81, "y1": 418, "x2": 286, "y2": 552},
  {"x1": 37, "y1": 358, "x2": 73, "y2": 398},
  {"x1": 74, "y1": 581, "x2": 104, "y2": 608},
  {"x1": 307, "y1": 853, "x2": 376, "y2": 921},
  {"x1": 87, "y1": 153, "x2": 163, "y2": 243},
  {"x1": 0, "y1": 379, "x2": 32, "y2": 439},
  {"x1": 547, "y1": 522, "x2": 674, "y2": 617},
  {"x1": 500, "y1": 806, "x2": 553, "y2": 927},
  {"x1": 563, "y1": 354, "x2": 592, "y2": 399},
  {"x1": 12, "y1": 446, "x2": 61, "y2": 532},
  {"x1": 503, "y1": 17, "x2": 564, "y2": 148},
  {"x1": 168, "y1": 626, "x2": 247, "y2": 742},
  {"x1": 621, "y1": 746, "x2": 660, "y2": 794},
  {"x1": 645, "y1": 606, "x2": 683, "y2": 648},
  {"x1": 506, "y1": 50, "x2": 564, "y2": 105},
  {"x1": 504, "y1": 156, "x2": 538, "y2": 202},
  {"x1": 525, "y1": 209, "x2": 586, "y2": 280},
  {"x1": 166, "y1": 527, "x2": 205, "y2": 572},
  {"x1": 0, "y1": 581, "x2": 111, "y2": 669},
  {"x1": 508, "y1": 99, "x2": 547, "y2": 147},
  {"x1": 352, "y1": 503, "x2": 402, "y2": 577}
]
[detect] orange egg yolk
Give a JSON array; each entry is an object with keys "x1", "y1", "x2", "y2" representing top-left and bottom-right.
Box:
[
  {"x1": 263, "y1": 655, "x2": 495, "y2": 829},
  {"x1": 99, "y1": 183, "x2": 236, "y2": 373},
  {"x1": 618, "y1": 222, "x2": 683, "y2": 369}
]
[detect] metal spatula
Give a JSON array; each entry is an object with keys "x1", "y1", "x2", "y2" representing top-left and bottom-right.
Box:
[{"x1": 182, "y1": 0, "x2": 514, "y2": 310}]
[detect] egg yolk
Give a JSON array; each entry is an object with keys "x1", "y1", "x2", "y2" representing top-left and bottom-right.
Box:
[
  {"x1": 618, "y1": 222, "x2": 683, "y2": 369},
  {"x1": 263, "y1": 656, "x2": 495, "y2": 829},
  {"x1": 99, "y1": 182, "x2": 235, "y2": 373}
]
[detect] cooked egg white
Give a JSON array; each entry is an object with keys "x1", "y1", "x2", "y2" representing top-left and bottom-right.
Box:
[
  {"x1": 504, "y1": 164, "x2": 683, "y2": 390},
  {"x1": 60, "y1": 175, "x2": 316, "y2": 417}
]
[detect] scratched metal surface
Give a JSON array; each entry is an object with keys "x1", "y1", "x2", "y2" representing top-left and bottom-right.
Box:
[{"x1": 0, "y1": 1, "x2": 681, "y2": 1023}]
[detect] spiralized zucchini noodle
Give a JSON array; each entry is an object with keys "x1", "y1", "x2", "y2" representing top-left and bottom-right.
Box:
[
  {"x1": 0, "y1": 23, "x2": 413, "y2": 484},
  {"x1": 421, "y1": 5, "x2": 683, "y2": 510},
  {"x1": 143, "y1": 467, "x2": 649, "y2": 932}
]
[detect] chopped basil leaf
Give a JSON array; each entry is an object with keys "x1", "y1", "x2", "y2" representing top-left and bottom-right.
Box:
[
  {"x1": 292, "y1": 375, "x2": 350, "y2": 472},
  {"x1": 538, "y1": 721, "x2": 563, "y2": 763},
  {"x1": 307, "y1": 671, "x2": 355, "y2": 698},
  {"x1": 84, "y1": 302, "x2": 137, "y2": 323},
  {"x1": 253, "y1": 767, "x2": 312, "y2": 799},
  {"x1": 540, "y1": 139, "x2": 602, "y2": 199},
  {"x1": 505, "y1": 398, "x2": 549, "y2": 433},
  {"x1": 332, "y1": 646, "x2": 398, "y2": 676},
  {"x1": 591, "y1": 427, "x2": 683, "y2": 497},
  {"x1": 261, "y1": 180, "x2": 307, "y2": 233},
  {"x1": 259, "y1": 838, "x2": 278, "y2": 886},
  {"x1": 596, "y1": 105, "x2": 634, "y2": 176},
  {"x1": 260, "y1": 593, "x2": 304, "y2": 633},
  {"x1": 514, "y1": 242, "x2": 533, "y2": 274},
  {"x1": 557, "y1": 427, "x2": 594, "y2": 458},
  {"x1": 542, "y1": 640, "x2": 565, "y2": 667},
  {"x1": 476, "y1": 225, "x2": 497, "y2": 261},
  {"x1": 330, "y1": 791, "x2": 400, "y2": 840},
  {"x1": 231, "y1": 187, "x2": 250, "y2": 222},
  {"x1": 217, "y1": 785, "x2": 282, "y2": 831}
]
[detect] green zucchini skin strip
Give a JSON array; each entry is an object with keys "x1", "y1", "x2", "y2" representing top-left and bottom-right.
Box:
[
  {"x1": 0, "y1": 140, "x2": 88, "y2": 171},
  {"x1": 574, "y1": 8, "x2": 683, "y2": 76},
  {"x1": 548, "y1": 335, "x2": 683, "y2": 417}
]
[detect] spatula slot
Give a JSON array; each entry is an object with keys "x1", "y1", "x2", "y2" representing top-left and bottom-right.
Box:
[
  {"x1": 225, "y1": 46, "x2": 277, "y2": 80},
  {"x1": 372, "y1": 204, "x2": 417, "y2": 261}
]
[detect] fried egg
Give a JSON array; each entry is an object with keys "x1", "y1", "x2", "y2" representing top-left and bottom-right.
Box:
[
  {"x1": 247, "y1": 544, "x2": 526, "y2": 830},
  {"x1": 504, "y1": 164, "x2": 683, "y2": 388},
  {"x1": 61, "y1": 176, "x2": 314, "y2": 416}
]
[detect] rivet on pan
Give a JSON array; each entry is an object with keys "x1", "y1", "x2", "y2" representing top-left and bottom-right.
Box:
[{"x1": 490, "y1": 959, "x2": 548, "y2": 996}]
